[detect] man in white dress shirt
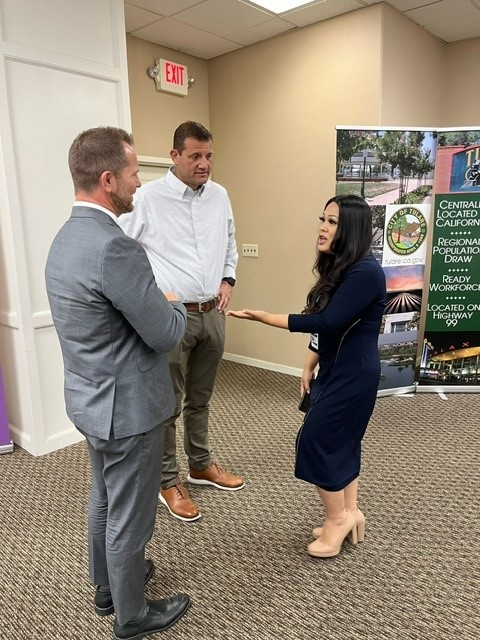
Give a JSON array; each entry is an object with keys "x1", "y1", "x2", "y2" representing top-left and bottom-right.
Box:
[{"x1": 119, "y1": 121, "x2": 244, "y2": 521}]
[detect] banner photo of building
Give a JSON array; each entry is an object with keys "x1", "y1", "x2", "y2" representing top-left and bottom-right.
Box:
[
  {"x1": 418, "y1": 129, "x2": 480, "y2": 390},
  {"x1": 336, "y1": 126, "x2": 436, "y2": 395}
]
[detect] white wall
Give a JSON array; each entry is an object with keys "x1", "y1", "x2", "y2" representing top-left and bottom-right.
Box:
[{"x1": 0, "y1": 0, "x2": 132, "y2": 455}]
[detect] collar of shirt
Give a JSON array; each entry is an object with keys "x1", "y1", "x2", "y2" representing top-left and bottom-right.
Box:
[
  {"x1": 167, "y1": 167, "x2": 206, "y2": 199},
  {"x1": 73, "y1": 201, "x2": 120, "y2": 225}
]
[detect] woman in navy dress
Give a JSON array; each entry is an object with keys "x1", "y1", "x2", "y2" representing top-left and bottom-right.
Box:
[{"x1": 227, "y1": 195, "x2": 386, "y2": 558}]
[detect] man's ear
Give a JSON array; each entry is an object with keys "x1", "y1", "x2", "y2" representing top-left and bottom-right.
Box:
[
  {"x1": 99, "y1": 170, "x2": 114, "y2": 192},
  {"x1": 170, "y1": 149, "x2": 179, "y2": 164}
]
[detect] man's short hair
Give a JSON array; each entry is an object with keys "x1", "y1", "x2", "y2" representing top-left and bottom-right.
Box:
[
  {"x1": 173, "y1": 121, "x2": 212, "y2": 153},
  {"x1": 68, "y1": 126, "x2": 134, "y2": 193}
]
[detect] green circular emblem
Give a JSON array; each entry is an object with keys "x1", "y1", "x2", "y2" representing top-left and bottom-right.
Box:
[{"x1": 386, "y1": 206, "x2": 427, "y2": 255}]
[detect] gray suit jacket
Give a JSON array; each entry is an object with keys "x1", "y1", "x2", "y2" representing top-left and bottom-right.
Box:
[{"x1": 45, "y1": 206, "x2": 187, "y2": 439}]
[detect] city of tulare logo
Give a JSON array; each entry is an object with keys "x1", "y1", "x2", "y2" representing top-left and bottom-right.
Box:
[{"x1": 386, "y1": 206, "x2": 427, "y2": 255}]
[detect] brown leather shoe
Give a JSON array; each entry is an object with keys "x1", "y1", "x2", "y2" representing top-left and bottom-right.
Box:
[
  {"x1": 187, "y1": 461, "x2": 245, "y2": 491},
  {"x1": 159, "y1": 484, "x2": 201, "y2": 522}
]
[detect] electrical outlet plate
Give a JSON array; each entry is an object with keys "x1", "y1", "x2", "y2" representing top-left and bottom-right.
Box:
[{"x1": 242, "y1": 243, "x2": 259, "y2": 257}]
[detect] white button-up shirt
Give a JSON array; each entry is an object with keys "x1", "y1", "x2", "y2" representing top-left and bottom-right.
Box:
[{"x1": 119, "y1": 169, "x2": 238, "y2": 303}]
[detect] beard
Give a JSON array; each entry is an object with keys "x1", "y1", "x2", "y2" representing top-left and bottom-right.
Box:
[{"x1": 111, "y1": 190, "x2": 134, "y2": 215}]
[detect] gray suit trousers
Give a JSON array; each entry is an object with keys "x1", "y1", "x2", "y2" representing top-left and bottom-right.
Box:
[{"x1": 83, "y1": 425, "x2": 164, "y2": 626}]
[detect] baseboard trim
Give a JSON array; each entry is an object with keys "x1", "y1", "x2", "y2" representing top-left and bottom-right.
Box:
[{"x1": 223, "y1": 353, "x2": 302, "y2": 378}]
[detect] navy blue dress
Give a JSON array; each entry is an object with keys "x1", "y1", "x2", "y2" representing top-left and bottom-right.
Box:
[{"x1": 288, "y1": 255, "x2": 386, "y2": 491}]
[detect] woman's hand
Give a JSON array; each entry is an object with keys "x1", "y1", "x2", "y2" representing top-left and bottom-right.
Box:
[
  {"x1": 226, "y1": 309, "x2": 264, "y2": 321},
  {"x1": 300, "y1": 351, "x2": 319, "y2": 395},
  {"x1": 300, "y1": 370, "x2": 315, "y2": 395},
  {"x1": 226, "y1": 310, "x2": 289, "y2": 329}
]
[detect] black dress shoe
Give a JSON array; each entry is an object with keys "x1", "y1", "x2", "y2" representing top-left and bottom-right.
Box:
[
  {"x1": 94, "y1": 559, "x2": 155, "y2": 616},
  {"x1": 113, "y1": 594, "x2": 191, "y2": 640}
]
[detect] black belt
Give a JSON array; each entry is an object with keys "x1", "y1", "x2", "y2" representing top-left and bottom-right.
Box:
[{"x1": 183, "y1": 298, "x2": 217, "y2": 313}]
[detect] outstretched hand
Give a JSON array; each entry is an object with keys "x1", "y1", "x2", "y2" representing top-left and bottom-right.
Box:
[
  {"x1": 226, "y1": 309, "x2": 289, "y2": 329},
  {"x1": 226, "y1": 309, "x2": 263, "y2": 321}
]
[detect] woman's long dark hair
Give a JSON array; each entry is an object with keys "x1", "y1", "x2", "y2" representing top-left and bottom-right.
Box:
[{"x1": 303, "y1": 195, "x2": 373, "y2": 314}]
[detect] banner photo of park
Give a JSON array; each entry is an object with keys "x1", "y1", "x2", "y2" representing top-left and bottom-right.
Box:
[
  {"x1": 336, "y1": 126, "x2": 436, "y2": 395},
  {"x1": 419, "y1": 128, "x2": 480, "y2": 391}
]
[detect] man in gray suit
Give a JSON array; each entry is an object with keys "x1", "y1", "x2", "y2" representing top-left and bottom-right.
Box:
[{"x1": 45, "y1": 127, "x2": 190, "y2": 640}]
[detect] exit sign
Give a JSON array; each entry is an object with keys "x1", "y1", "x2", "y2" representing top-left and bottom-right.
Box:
[{"x1": 157, "y1": 58, "x2": 188, "y2": 96}]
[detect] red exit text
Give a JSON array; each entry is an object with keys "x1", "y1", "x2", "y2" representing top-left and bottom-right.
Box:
[{"x1": 165, "y1": 62, "x2": 185, "y2": 85}]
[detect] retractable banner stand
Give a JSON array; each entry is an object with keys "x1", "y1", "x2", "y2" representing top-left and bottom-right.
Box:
[
  {"x1": 0, "y1": 366, "x2": 14, "y2": 454},
  {"x1": 336, "y1": 126, "x2": 436, "y2": 395},
  {"x1": 418, "y1": 129, "x2": 480, "y2": 392}
]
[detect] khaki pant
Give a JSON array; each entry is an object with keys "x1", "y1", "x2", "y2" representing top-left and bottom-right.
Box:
[{"x1": 161, "y1": 310, "x2": 225, "y2": 488}]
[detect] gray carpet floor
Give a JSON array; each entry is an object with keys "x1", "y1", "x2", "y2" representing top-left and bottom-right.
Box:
[{"x1": 0, "y1": 360, "x2": 479, "y2": 639}]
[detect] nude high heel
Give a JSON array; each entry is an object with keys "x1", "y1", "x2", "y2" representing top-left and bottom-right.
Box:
[
  {"x1": 312, "y1": 509, "x2": 365, "y2": 544},
  {"x1": 307, "y1": 511, "x2": 357, "y2": 558},
  {"x1": 355, "y1": 509, "x2": 365, "y2": 542}
]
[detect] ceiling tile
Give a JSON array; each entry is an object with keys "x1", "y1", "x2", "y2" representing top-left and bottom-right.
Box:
[
  {"x1": 406, "y1": 0, "x2": 480, "y2": 21},
  {"x1": 125, "y1": 4, "x2": 164, "y2": 32},
  {"x1": 125, "y1": 0, "x2": 208, "y2": 18},
  {"x1": 361, "y1": 0, "x2": 440, "y2": 10},
  {"x1": 230, "y1": 17, "x2": 296, "y2": 45},
  {"x1": 132, "y1": 17, "x2": 243, "y2": 59},
  {"x1": 425, "y1": 18, "x2": 480, "y2": 43},
  {"x1": 172, "y1": 0, "x2": 274, "y2": 37},
  {"x1": 282, "y1": 0, "x2": 365, "y2": 28},
  {"x1": 183, "y1": 36, "x2": 244, "y2": 59},
  {"x1": 405, "y1": 0, "x2": 480, "y2": 42}
]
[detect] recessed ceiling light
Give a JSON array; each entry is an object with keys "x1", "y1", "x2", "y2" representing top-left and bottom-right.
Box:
[{"x1": 247, "y1": 1, "x2": 325, "y2": 15}]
